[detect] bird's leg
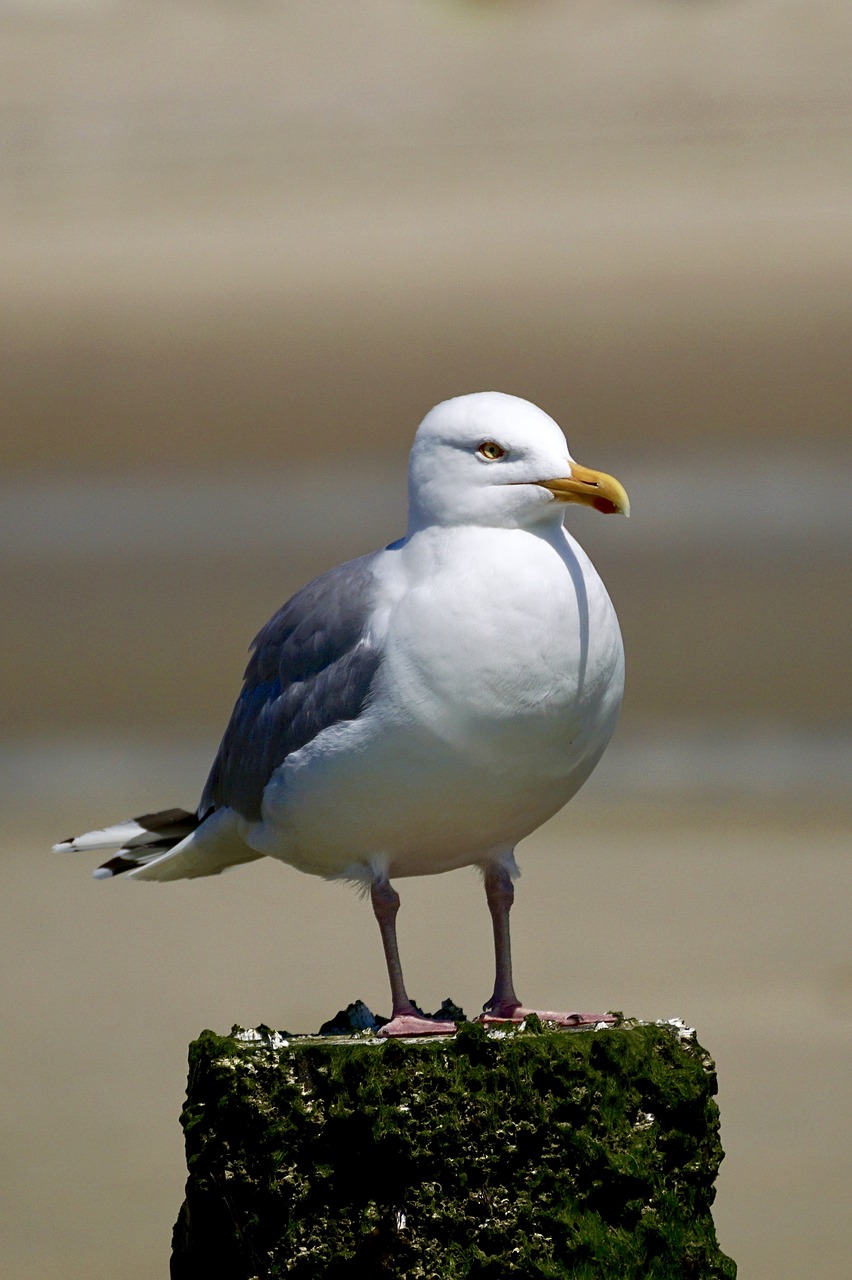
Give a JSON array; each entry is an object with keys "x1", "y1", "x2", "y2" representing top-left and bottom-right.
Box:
[
  {"x1": 371, "y1": 877, "x2": 413, "y2": 1016},
  {"x1": 371, "y1": 875, "x2": 457, "y2": 1037},
  {"x1": 481, "y1": 860, "x2": 521, "y2": 1015},
  {"x1": 479, "y1": 860, "x2": 616, "y2": 1029}
]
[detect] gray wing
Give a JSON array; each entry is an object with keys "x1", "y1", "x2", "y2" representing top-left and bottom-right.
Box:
[{"x1": 199, "y1": 551, "x2": 384, "y2": 823}]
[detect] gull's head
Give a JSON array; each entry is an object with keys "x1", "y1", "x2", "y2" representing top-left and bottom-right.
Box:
[{"x1": 407, "y1": 391, "x2": 629, "y2": 532}]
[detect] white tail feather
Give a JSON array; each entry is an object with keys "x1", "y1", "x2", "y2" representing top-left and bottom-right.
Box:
[
  {"x1": 53, "y1": 819, "x2": 153, "y2": 853},
  {"x1": 55, "y1": 805, "x2": 261, "y2": 882}
]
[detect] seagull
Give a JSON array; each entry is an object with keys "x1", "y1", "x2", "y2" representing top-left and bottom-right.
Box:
[{"x1": 55, "y1": 392, "x2": 629, "y2": 1036}]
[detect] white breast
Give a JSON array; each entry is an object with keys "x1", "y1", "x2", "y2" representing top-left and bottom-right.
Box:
[
  {"x1": 251, "y1": 524, "x2": 624, "y2": 879},
  {"x1": 379, "y1": 524, "x2": 623, "y2": 765}
]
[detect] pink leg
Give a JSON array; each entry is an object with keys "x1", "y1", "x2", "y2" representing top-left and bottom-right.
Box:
[
  {"x1": 482, "y1": 860, "x2": 521, "y2": 1013},
  {"x1": 479, "y1": 861, "x2": 615, "y2": 1029},
  {"x1": 371, "y1": 876, "x2": 457, "y2": 1037}
]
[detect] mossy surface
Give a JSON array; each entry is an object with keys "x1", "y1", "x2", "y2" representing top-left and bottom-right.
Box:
[{"x1": 171, "y1": 1019, "x2": 736, "y2": 1279}]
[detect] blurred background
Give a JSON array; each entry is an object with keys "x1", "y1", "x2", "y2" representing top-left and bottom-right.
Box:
[{"x1": 1, "y1": 2, "x2": 850, "y2": 1277}]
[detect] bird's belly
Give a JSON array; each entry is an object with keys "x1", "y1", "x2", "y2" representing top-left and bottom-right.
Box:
[
  {"x1": 252, "y1": 713, "x2": 611, "y2": 879},
  {"x1": 253, "y1": 657, "x2": 622, "y2": 881}
]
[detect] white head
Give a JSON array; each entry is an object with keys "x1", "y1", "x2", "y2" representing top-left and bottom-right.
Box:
[{"x1": 407, "y1": 391, "x2": 629, "y2": 533}]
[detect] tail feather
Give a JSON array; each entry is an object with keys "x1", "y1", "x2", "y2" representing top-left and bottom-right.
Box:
[
  {"x1": 53, "y1": 807, "x2": 200, "y2": 879},
  {"x1": 92, "y1": 841, "x2": 182, "y2": 880}
]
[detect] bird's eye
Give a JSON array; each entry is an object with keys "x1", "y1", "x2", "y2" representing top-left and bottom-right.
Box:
[{"x1": 478, "y1": 441, "x2": 506, "y2": 461}]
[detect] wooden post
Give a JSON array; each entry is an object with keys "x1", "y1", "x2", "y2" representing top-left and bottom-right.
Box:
[{"x1": 171, "y1": 1013, "x2": 736, "y2": 1278}]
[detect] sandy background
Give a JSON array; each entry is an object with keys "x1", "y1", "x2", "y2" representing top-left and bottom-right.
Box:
[{"x1": 1, "y1": 2, "x2": 850, "y2": 1277}]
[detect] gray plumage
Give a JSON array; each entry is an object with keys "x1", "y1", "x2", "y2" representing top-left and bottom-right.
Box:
[{"x1": 198, "y1": 552, "x2": 385, "y2": 823}]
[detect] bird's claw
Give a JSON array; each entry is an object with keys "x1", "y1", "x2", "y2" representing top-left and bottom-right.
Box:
[
  {"x1": 378, "y1": 1014, "x2": 458, "y2": 1038},
  {"x1": 479, "y1": 1005, "x2": 616, "y2": 1029}
]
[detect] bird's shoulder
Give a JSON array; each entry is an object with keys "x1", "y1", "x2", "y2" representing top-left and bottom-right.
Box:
[{"x1": 245, "y1": 550, "x2": 383, "y2": 686}]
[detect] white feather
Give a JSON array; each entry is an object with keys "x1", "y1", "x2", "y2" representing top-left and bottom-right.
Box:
[{"x1": 53, "y1": 819, "x2": 150, "y2": 853}]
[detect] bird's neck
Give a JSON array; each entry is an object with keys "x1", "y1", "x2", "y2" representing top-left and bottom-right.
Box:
[
  {"x1": 399, "y1": 518, "x2": 568, "y2": 574},
  {"x1": 405, "y1": 506, "x2": 567, "y2": 544}
]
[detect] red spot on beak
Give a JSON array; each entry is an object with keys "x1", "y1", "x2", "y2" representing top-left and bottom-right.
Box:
[{"x1": 592, "y1": 496, "x2": 619, "y2": 515}]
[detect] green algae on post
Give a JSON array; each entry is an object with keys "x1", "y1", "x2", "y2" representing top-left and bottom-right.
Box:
[{"x1": 171, "y1": 1019, "x2": 736, "y2": 1279}]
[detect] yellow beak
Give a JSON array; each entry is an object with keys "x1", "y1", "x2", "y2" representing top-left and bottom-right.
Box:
[{"x1": 535, "y1": 462, "x2": 630, "y2": 517}]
